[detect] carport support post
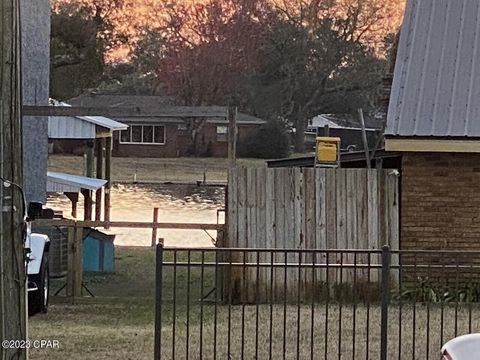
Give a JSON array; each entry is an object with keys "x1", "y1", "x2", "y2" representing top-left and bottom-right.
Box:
[
  {"x1": 81, "y1": 189, "x2": 92, "y2": 221},
  {"x1": 104, "y1": 136, "x2": 112, "y2": 227},
  {"x1": 95, "y1": 137, "x2": 105, "y2": 221},
  {"x1": 65, "y1": 192, "x2": 79, "y2": 218}
]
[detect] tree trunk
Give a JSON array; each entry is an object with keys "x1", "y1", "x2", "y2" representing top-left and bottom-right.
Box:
[{"x1": 0, "y1": 1, "x2": 27, "y2": 358}]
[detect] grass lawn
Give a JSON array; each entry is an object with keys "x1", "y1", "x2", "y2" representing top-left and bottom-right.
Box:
[
  {"x1": 29, "y1": 247, "x2": 157, "y2": 360},
  {"x1": 29, "y1": 247, "x2": 480, "y2": 359},
  {"x1": 48, "y1": 155, "x2": 266, "y2": 183}
]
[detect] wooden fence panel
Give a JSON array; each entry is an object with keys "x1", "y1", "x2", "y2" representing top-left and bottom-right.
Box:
[
  {"x1": 227, "y1": 167, "x2": 399, "y2": 299},
  {"x1": 228, "y1": 167, "x2": 399, "y2": 250}
]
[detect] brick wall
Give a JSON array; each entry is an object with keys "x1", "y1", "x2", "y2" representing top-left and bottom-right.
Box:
[
  {"x1": 401, "y1": 152, "x2": 480, "y2": 251},
  {"x1": 112, "y1": 123, "x2": 260, "y2": 158}
]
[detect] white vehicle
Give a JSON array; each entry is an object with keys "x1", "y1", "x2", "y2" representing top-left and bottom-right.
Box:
[
  {"x1": 24, "y1": 202, "x2": 51, "y2": 316},
  {"x1": 441, "y1": 334, "x2": 480, "y2": 360}
]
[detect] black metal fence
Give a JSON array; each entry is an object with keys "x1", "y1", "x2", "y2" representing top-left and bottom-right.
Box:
[{"x1": 154, "y1": 245, "x2": 480, "y2": 359}]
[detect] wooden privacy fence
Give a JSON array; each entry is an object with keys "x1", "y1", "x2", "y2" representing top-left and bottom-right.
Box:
[
  {"x1": 226, "y1": 167, "x2": 399, "y2": 300},
  {"x1": 227, "y1": 167, "x2": 399, "y2": 250}
]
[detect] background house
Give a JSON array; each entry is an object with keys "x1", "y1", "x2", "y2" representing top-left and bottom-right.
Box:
[
  {"x1": 67, "y1": 94, "x2": 266, "y2": 158},
  {"x1": 386, "y1": 0, "x2": 480, "y2": 251},
  {"x1": 305, "y1": 114, "x2": 383, "y2": 152}
]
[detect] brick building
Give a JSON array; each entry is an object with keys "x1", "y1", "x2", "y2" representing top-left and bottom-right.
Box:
[
  {"x1": 67, "y1": 95, "x2": 265, "y2": 158},
  {"x1": 386, "y1": 0, "x2": 480, "y2": 250}
]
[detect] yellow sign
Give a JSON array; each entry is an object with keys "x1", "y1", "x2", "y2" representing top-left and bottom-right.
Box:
[{"x1": 316, "y1": 137, "x2": 340, "y2": 163}]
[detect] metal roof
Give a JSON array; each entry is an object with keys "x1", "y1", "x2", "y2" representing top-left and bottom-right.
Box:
[
  {"x1": 386, "y1": 0, "x2": 480, "y2": 137},
  {"x1": 47, "y1": 172, "x2": 107, "y2": 193},
  {"x1": 48, "y1": 100, "x2": 128, "y2": 139}
]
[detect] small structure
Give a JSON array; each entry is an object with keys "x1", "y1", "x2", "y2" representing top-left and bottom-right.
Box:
[
  {"x1": 48, "y1": 100, "x2": 128, "y2": 221},
  {"x1": 82, "y1": 228, "x2": 115, "y2": 273},
  {"x1": 386, "y1": 0, "x2": 480, "y2": 251},
  {"x1": 306, "y1": 114, "x2": 382, "y2": 153},
  {"x1": 67, "y1": 94, "x2": 266, "y2": 158},
  {"x1": 47, "y1": 171, "x2": 107, "y2": 221}
]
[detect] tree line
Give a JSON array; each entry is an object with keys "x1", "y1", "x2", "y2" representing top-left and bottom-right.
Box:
[{"x1": 50, "y1": 0, "x2": 404, "y2": 152}]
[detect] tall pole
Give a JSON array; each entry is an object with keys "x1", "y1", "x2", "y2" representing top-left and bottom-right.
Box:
[
  {"x1": 0, "y1": 1, "x2": 27, "y2": 359},
  {"x1": 227, "y1": 106, "x2": 237, "y2": 169},
  {"x1": 358, "y1": 109, "x2": 371, "y2": 169},
  {"x1": 104, "y1": 136, "x2": 112, "y2": 226},
  {"x1": 95, "y1": 138, "x2": 104, "y2": 221}
]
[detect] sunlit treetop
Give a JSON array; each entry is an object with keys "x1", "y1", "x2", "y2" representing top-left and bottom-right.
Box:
[{"x1": 51, "y1": 0, "x2": 405, "y2": 61}]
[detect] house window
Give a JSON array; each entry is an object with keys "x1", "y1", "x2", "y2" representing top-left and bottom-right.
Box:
[
  {"x1": 131, "y1": 126, "x2": 142, "y2": 143},
  {"x1": 119, "y1": 125, "x2": 166, "y2": 145},
  {"x1": 154, "y1": 126, "x2": 165, "y2": 144},
  {"x1": 143, "y1": 125, "x2": 154, "y2": 143},
  {"x1": 216, "y1": 126, "x2": 228, "y2": 142}
]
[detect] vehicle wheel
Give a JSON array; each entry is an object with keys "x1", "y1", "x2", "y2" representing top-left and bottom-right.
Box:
[{"x1": 28, "y1": 254, "x2": 49, "y2": 316}]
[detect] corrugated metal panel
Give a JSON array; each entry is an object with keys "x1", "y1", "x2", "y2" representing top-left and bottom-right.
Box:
[
  {"x1": 48, "y1": 100, "x2": 128, "y2": 139},
  {"x1": 386, "y1": 0, "x2": 480, "y2": 137},
  {"x1": 48, "y1": 116, "x2": 95, "y2": 139},
  {"x1": 47, "y1": 172, "x2": 107, "y2": 193}
]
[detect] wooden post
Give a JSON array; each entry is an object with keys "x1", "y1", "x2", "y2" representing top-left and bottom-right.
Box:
[
  {"x1": 151, "y1": 207, "x2": 159, "y2": 247},
  {"x1": 85, "y1": 140, "x2": 95, "y2": 177},
  {"x1": 84, "y1": 140, "x2": 95, "y2": 220},
  {"x1": 81, "y1": 189, "x2": 92, "y2": 221},
  {"x1": 73, "y1": 224, "x2": 83, "y2": 298},
  {"x1": 324, "y1": 124, "x2": 330, "y2": 137},
  {"x1": 65, "y1": 192, "x2": 79, "y2": 218},
  {"x1": 66, "y1": 225, "x2": 75, "y2": 298},
  {"x1": 228, "y1": 106, "x2": 237, "y2": 169},
  {"x1": 0, "y1": 1, "x2": 27, "y2": 356},
  {"x1": 95, "y1": 138, "x2": 104, "y2": 221},
  {"x1": 358, "y1": 109, "x2": 371, "y2": 169},
  {"x1": 104, "y1": 136, "x2": 112, "y2": 227}
]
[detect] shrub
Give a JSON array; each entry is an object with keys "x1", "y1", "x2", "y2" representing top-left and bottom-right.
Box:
[{"x1": 238, "y1": 121, "x2": 290, "y2": 159}]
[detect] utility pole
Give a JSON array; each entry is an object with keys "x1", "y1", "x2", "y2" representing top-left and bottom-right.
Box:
[
  {"x1": 227, "y1": 106, "x2": 237, "y2": 169},
  {"x1": 0, "y1": 1, "x2": 27, "y2": 359}
]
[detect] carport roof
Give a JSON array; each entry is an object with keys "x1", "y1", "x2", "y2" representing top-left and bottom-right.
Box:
[{"x1": 47, "y1": 172, "x2": 107, "y2": 193}]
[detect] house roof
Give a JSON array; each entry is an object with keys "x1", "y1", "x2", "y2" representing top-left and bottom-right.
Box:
[
  {"x1": 68, "y1": 94, "x2": 180, "y2": 109},
  {"x1": 309, "y1": 114, "x2": 382, "y2": 131},
  {"x1": 67, "y1": 94, "x2": 266, "y2": 125},
  {"x1": 49, "y1": 100, "x2": 128, "y2": 139},
  {"x1": 387, "y1": 0, "x2": 480, "y2": 138},
  {"x1": 47, "y1": 172, "x2": 107, "y2": 193}
]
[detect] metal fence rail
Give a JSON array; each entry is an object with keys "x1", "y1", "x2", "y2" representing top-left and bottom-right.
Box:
[{"x1": 154, "y1": 246, "x2": 480, "y2": 359}]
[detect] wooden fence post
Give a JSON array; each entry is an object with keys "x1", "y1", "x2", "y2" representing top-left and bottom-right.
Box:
[
  {"x1": 104, "y1": 136, "x2": 112, "y2": 227},
  {"x1": 151, "y1": 208, "x2": 159, "y2": 247},
  {"x1": 74, "y1": 224, "x2": 84, "y2": 298},
  {"x1": 66, "y1": 225, "x2": 75, "y2": 298}
]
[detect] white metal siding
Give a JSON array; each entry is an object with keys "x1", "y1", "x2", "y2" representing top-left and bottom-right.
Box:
[{"x1": 48, "y1": 116, "x2": 96, "y2": 139}]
